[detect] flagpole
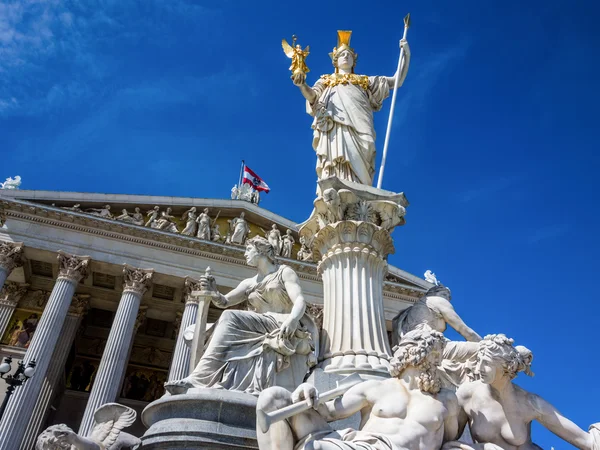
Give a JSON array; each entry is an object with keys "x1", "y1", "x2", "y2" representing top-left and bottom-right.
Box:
[
  {"x1": 376, "y1": 14, "x2": 411, "y2": 190},
  {"x1": 238, "y1": 160, "x2": 245, "y2": 188}
]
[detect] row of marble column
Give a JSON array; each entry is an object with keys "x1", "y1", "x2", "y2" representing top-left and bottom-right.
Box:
[{"x1": 0, "y1": 242, "x2": 202, "y2": 450}]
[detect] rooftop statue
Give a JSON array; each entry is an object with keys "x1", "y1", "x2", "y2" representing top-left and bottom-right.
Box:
[
  {"x1": 285, "y1": 31, "x2": 410, "y2": 187},
  {"x1": 0, "y1": 175, "x2": 21, "y2": 190}
]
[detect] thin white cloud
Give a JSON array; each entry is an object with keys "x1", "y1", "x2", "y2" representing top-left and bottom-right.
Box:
[
  {"x1": 392, "y1": 39, "x2": 471, "y2": 128},
  {"x1": 528, "y1": 224, "x2": 570, "y2": 244},
  {"x1": 458, "y1": 175, "x2": 521, "y2": 203},
  {"x1": 0, "y1": 0, "x2": 220, "y2": 116}
]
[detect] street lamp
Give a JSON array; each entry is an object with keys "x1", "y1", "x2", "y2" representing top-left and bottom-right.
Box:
[{"x1": 0, "y1": 356, "x2": 36, "y2": 422}]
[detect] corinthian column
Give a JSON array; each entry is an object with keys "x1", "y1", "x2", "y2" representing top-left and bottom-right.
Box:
[
  {"x1": 20, "y1": 295, "x2": 90, "y2": 450},
  {"x1": 0, "y1": 281, "x2": 28, "y2": 336},
  {"x1": 167, "y1": 276, "x2": 206, "y2": 381},
  {"x1": 78, "y1": 264, "x2": 153, "y2": 437},
  {"x1": 0, "y1": 251, "x2": 90, "y2": 450},
  {"x1": 313, "y1": 221, "x2": 394, "y2": 376},
  {"x1": 300, "y1": 179, "x2": 407, "y2": 378},
  {"x1": 0, "y1": 242, "x2": 24, "y2": 289}
]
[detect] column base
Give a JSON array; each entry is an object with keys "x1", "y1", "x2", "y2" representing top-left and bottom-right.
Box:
[
  {"x1": 141, "y1": 388, "x2": 258, "y2": 450},
  {"x1": 319, "y1": 352, "x2": 390, "y2": 376}
]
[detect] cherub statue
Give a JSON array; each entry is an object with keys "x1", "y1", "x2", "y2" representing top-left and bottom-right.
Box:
[
  {"x1": 0, "y1": 175, "x2": 22, "y2": 190},
  {"x1": 231, "y1": 184, "x2": 240, "y2": 200},
  {"x1": 36, "y1": 403, "x2": 140, "y2": 450},
  {"x1": 282, "y1": 36, "x2": 310, "y2": 78},
  {"x1": 424, "y1": 269, "x2": 438, "y2": 285}
]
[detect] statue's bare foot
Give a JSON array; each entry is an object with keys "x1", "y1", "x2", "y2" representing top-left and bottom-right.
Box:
[{"x1": 164, "y1": 378, "x2": 194, "y2": 395}]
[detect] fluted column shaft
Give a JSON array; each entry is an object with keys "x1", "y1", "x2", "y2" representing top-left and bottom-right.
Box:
[
  {"x1": 0, "y1": 297, "x2": 17, "y2": 338},
  {"x1": 168, "y1": 301, "x2": 197, "y2": 381},
  {"x1": 0, "y1": 251, "x2": 90, "y2": 450},
  {"x1": 78, "y1": 265, "x2": 153, "y2": 437},
  {"x1": 313, "y1": 222, "x2": 394, "y2": 377},
  {"x1": 0, "y1": 282, "x2": 29, "y2": 336},
  {"x1": 20, "y1": 303, "x2": 87, "y2": 450},
  {"x1": 0, "y1": 267, "x2": 8, "y2": 290}
]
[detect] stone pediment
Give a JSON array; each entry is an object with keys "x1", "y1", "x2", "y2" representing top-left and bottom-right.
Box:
[{"x1": 0, "y1": 190, "x2": 429, "y2": 297}]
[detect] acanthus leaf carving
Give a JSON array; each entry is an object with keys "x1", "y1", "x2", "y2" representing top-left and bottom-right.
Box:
[
  {"x1": 0, "y1": 241, "x2": 25, "y2": 273},
  {"x1": 122, "y1": 264, "x2": 154, "y2": 297},
  {"x1": 57, "y1": 251, "x2": 90, "y2": 283},
  {"x1": 0, "y1": 281, "x2": 29, "y2": 307}
]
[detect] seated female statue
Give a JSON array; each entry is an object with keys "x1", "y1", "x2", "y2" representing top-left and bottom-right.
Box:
[
  {"x1": 443, "y1": 334, "x2": 599, "y2": 450},
  {"x1": 166, "y1": 236, "x2": 318, "y2": 395}
]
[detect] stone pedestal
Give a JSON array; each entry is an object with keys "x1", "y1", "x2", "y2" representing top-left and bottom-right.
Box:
[
  {"x1": 300, "y1": 177, "x2": 408, "y2": 378},
  {"x1": 0, "y1": 251, "x2": 90, "y2": 450},
  {"x1": 141, "y1": 388, "x2": 258, "y2": 450},
  {"x1": 78, "y1": 264, "x2": 154, "y2": 437}
]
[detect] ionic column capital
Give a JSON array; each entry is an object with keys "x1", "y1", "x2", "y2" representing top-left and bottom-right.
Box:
[
  {"x1": 0, "y1": 241, "x2": 25, "y2": 273},
  {"x1": 122, "y1": 264, "x2": 154, "y2": 296},
  {"x1": 57, "y1": 251, "x2": 91, "y2": 283},
  {"x1": 0, "y1": 281, "x2": 29, "y2": 307}
]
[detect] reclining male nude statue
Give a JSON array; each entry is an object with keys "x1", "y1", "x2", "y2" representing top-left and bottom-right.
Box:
[{"x1": 256, "y1": 328, "x2": 461, "y2": 450}]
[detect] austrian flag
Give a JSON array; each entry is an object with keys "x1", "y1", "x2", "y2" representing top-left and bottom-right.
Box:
[{"x1": 242, "y1": 165, "x2": 271, "y2": 193}]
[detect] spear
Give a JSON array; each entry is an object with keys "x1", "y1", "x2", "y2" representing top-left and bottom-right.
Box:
[{"x1": 376, "y1": 13, "x2": 411, "y2": 190}]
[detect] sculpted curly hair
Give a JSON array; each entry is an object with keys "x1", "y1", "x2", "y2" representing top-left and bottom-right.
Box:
[
  {"x1": 478, "y1": 334, "x2": 534, "y2": 380},
  {"x1": 389, "y1": 327, "x2": 445, "y2": 394},
  {"x1": 35, "y1": 424, "x2": 74, "y2": 450}
]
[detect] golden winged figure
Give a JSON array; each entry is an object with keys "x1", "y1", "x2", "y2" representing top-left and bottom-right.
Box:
[{"x1": 282, "y1": 37, "x2": 310, "y2": 76}]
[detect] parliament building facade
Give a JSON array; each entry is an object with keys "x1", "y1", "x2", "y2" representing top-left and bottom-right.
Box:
[{"x1": 0, "y1": 189, "x2": 428, "y2": 449}]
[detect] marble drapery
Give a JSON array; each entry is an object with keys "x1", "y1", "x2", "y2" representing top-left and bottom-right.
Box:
[{"x1": 307, "y1": 76, "x2": 390, "y2": 186}]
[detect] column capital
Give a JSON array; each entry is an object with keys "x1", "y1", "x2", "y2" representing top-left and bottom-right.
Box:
[
  {"x1": 122, "y1": 264, "x2": 154, "y2": 296},
  {"x1": 0, "y1": 241, "x2": 25, "y2": 273},
  {"x1": 0, "y1": 281, "x2": 29, "y2": 307},
  {"x1": 184, "y1": 276, "x2": 201, "y2": 304},
  {"x1": 57, "y1": 251, "x2": 91, "y2": 283},
  {"x1": 69, "y1": 293, "x2": 91, "y2": 316}
]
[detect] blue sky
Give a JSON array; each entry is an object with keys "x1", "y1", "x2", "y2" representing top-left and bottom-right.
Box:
[{"x1": 1, "y1": 0, "x2": 599, "y2": 446}]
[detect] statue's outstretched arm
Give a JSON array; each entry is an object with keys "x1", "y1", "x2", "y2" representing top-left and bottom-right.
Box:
[
  {"x1": 296, "y1": 81, "x2": 317, "y2": 104},
  {"x1": 429, "y1": 297, "x2": 482, "y2": 342},
  {"x1": 532, "y1": 393, "x2": 597, "y2": 450},
  {"x1": 219, "y1": 279, "x2": 251, "y2": 308}
]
